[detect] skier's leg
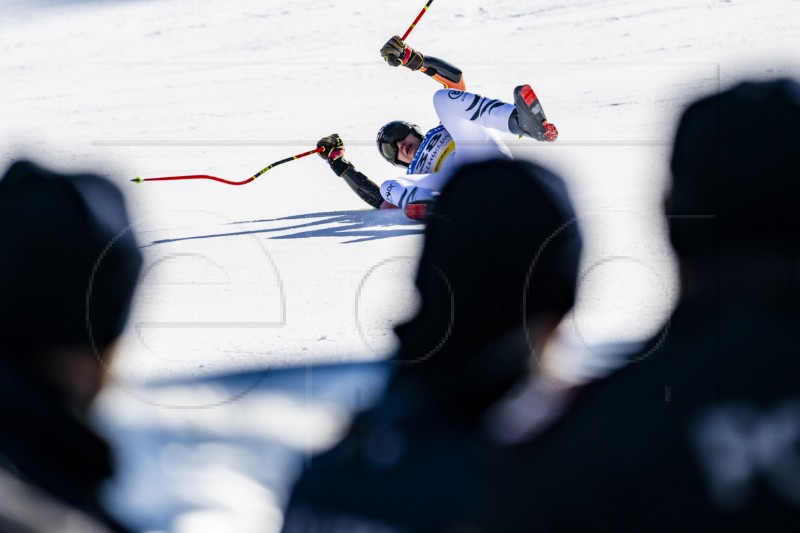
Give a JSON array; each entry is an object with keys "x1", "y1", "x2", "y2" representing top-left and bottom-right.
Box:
[
  {"x1": 432, "y1": 89, "x2": 514, "y2": 168},
  {"x1": 380, "y1": 172, "x2": 448, "y2": 210},
  {"x1": 434, "y1": 89, "x2": 518, "y2": 132},
  {"x1": 433, "y1": 87, "x2": 557, "y2": 148}
]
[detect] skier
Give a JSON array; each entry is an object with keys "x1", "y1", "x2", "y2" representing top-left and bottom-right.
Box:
[{"x1": 316, "y1": 35, "x2": 559, "y2": 220}]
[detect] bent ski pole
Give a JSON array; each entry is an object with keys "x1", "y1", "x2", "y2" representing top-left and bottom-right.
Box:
[
  {"x1": 132, "y1": 146, "x2": 324, "y2": 186},
  {"x1": 402, "y1": 0, "x2": 434, "y2": 41}
]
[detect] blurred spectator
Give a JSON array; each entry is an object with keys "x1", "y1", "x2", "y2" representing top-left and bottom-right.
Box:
[
  {"x1": 388, "y1": 158, "x2": 582, "y2": 414},
  {"x1": 0, "y1": 161, "x2": 142, "y2": 532},
  {"x1": 282, "y1": 158, "x2": 583, "y2": 531},
  {"x1": 470, "y1": 78, "x2": 800, "y2": 531}
]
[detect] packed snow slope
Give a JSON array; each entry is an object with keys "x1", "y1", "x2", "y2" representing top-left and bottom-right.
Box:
[{"x1": 2, "y1": 0, "x2": 798, "y2": 382}]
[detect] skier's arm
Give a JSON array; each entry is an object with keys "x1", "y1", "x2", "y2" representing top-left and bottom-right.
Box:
[
  {"x1": 380, "y1": 35, "x2": 466, "y2": 91},
  {"x1": 317, "y1": 134, "x2": 384, "y2": 209},
  {"x1": 420, "y1": 56, "x2": 466, "y2": 90},
  {"x1": 339, "y1": 165, "x2": 385, "y2": 209}
]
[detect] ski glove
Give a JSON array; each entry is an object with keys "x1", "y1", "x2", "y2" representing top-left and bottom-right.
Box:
[
  {"x1": 317, "y1": 134, "x2": 352, "y2": 177},
  {"x1": 317, "y1": 134, "x2": 345, "y2": 161},
  {"x1": 317, "y1": 135, "x2": 382, "y2": 207},
  {"x1": 381, "y1": 35, "x2": 424, "y2": 71}
]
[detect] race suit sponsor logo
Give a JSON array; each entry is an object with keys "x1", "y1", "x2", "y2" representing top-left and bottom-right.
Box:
[{"x1": 408, "y1": 125, "x2": 455, "y2": 175}]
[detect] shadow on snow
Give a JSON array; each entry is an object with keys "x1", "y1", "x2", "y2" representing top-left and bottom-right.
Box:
[{"x1": 145, "y1": 209, "x2": 424, "y2": 247}]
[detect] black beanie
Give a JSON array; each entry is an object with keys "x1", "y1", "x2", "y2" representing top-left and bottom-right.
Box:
[
  {"x1": 669, "y1": 78, "x2": 800, "y2": 258},
  {"x1": 392, "y1": 158, "x2": 582, "y2": 405},
  {"x1": 0, "y1": 161, "x2": 142, "y2": 365}
]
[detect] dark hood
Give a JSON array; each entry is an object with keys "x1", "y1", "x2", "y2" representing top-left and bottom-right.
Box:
[
  {"x1": 0, "y1": 160, "x2": 142, "y2": 364},
  {"x1": 393, "y1": 158, "x2": 582, "y2": 408}
]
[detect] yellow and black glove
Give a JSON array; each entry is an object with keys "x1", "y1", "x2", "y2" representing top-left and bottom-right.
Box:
[
  {"x1": 380, "y1": 35, "x2": 424, "y2": 71},
  {"x1": 316, "y1": 134, "x2": 351, "y2": 177},
  {"x1": 316, "y1": 134, "x2": 383, "y2": 208},
  {"x1": 317, "y1": 133, "x2": 345, "y2": 161}
]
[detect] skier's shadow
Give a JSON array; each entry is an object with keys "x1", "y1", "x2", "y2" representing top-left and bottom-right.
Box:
[{"x1": 148, "y1": 209, "x2": 424, "y2": 246}]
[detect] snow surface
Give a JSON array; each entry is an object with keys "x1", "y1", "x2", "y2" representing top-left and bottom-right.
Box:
[
  {"x1": 2, "y1": 0, "x2": 799, "y2": 379},
  {"x1": 3, "y1": 1, "x2": 799, "y2": 531},
  {"x1": 1, "y1": 0, "x2": 798, "y2": 379},
  {"x1": 3, "y1": 0, "x2": 799, "y2": 384}
]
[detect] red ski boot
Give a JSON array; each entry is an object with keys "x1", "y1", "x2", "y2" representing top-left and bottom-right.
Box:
[{"x1": 511, "y1": 84, "x2": 558, "y2": 142}]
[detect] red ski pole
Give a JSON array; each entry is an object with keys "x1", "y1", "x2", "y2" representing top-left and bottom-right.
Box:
[
  {"x1": 132, "y1": 146, "x2": 324, "y2": 186},
  {"x1": 402, "y1": 0, "x2": 435, "y2": 41}
]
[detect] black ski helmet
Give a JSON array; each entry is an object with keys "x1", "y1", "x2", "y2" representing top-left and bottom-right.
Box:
[{"x1": 376, "y1": 120, "x2": 425, "y2": 167}]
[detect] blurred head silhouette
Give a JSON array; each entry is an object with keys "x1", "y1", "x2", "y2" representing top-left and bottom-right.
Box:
[
  {"x1": 668, "y1": 78, "x2": 800, "y2": 303},
  {"x1": 393, "y1": 158, "x2": 582, "y2": 409},
  {"x1": 0, "y1": 160, "x2": 142, "y2": 412}
]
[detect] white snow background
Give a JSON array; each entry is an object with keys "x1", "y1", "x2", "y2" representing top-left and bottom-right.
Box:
[
  {"x1": 1, "y1": 0, "x2": 799, "y2": 530},
  {"x1": 2, "y1": 0, "x2": 798, "y2": 379}
]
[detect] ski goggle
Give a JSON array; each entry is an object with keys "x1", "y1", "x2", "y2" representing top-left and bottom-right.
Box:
[{"x1": 376, "y1": 121, "x2": 420, "y2": 166}]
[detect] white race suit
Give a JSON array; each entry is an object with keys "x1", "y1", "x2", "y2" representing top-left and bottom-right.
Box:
[{"x1": 379, "y1": 89, "x2": 516, "y2": 209}]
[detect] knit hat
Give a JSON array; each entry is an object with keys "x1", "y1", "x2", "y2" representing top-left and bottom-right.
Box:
[
  {"x1": 669, "y1": 78, "x2": 800, "y2": 258},
  {"x1": 0, "y1": 160, "x2": 142, "y2": 364},
  {"x1": 393, "y1": 158, "x2": 582, "y2": 407}
]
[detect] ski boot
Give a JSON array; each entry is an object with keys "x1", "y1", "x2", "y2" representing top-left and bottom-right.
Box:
[{"x1": 509, "y1": 84, "x2": 558, "y2": 142}]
